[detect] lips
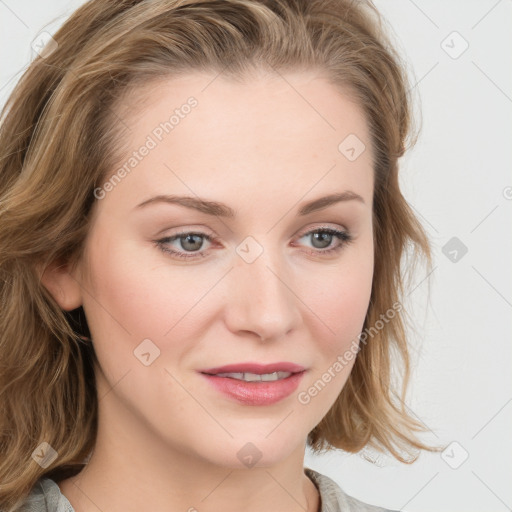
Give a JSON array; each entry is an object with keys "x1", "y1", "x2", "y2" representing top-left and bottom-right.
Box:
[
  {"x1": 197, "y1": 361, "x2": 307, "y2": 406},
  {"x1": 200, "y1": 372, "x2": 305, "y2": 405},
  {"x1": 198, "y1": 362, "x2": 306, "y2": 375}
]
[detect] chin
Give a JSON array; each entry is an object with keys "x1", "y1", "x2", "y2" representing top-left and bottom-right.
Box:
[{"x1": 201, "y1": 432, "x2": 303, "y2": 470}]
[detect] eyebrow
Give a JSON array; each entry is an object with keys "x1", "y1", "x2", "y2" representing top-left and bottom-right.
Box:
[{"x1": 134, "y1": 191, "x2": 365, "y2": 217}]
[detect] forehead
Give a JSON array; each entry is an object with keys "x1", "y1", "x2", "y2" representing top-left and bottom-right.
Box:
[{"x1": 99, "y1": 70, "x2": 373, "y2": 215}]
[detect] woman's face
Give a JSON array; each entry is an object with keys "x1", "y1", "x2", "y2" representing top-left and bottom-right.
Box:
[{"x1": 63, "y1": 70, "x2": 374, "y2": 468}]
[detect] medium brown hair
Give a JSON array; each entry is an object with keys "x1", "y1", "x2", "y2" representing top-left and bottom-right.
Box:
[{"x1": 0, "y1": 0, "x2": 434, "y2": 509}]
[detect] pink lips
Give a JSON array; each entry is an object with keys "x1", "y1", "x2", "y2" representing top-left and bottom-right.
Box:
[{"x1": 197, "y1": 361, "x2": 306, "y2": 406}]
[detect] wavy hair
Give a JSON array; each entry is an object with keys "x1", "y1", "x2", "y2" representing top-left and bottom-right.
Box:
[{"x1": 0, "y1": 0, "x2": 434, "y2": 509}]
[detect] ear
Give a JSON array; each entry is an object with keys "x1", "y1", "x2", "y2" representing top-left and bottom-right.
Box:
[{"x1": 37, "y1": 258, "x2": 83, "y2": 311}]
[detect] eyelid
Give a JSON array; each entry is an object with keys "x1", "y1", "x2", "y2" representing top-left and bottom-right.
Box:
[{"x1": 295, "y1": 222, "x2": 349, "y2": 237}]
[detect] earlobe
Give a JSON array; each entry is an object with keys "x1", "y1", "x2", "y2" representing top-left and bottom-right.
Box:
[{"x1": 37, "y1": 258, "x2": 83, "y2": 312}]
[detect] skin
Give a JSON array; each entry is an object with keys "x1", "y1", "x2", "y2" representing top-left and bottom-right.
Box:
[{"x1": 41, "y1": 69, "x2": 374, "y2": 512}]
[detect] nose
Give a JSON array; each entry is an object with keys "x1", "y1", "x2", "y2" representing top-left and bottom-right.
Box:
[{"x1": 223, "y1": 245, "x2": 302, "y2": 342}]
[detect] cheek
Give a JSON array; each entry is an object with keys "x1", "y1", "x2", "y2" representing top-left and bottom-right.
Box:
[
  {"x1": 83, "y1": 234, "x2": 206, "y2": 342},
  {"x1": 80, "y1": 238, "x2": 212, "y2": 414},
  {"x1": 296, "y1": 249, "x2": 373, "y2": 415},
  {"x1": 308, "y1": 243, "x2": 373, "y2": 351}
]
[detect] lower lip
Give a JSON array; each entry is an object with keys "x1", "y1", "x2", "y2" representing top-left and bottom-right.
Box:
[{"x1": 199, "y1": 371, "x2": 305, "y2": 406}]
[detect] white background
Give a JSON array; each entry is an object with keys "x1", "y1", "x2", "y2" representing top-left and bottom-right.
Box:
[{"x1": 1, "y1": 1, "x2": 511, "y2": 511}]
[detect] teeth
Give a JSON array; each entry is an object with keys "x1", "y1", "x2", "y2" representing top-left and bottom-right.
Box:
[{"x1": 215, "y1": 371, "x2": 292, "y2": 382}]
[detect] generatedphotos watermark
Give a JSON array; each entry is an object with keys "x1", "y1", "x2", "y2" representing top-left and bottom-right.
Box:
[
  {"x1": 94, "y1": 96, "x2": 198, "y2": 200},
  {"x1": 297, "y1": 301, "x2": 402, "y2": 405}
]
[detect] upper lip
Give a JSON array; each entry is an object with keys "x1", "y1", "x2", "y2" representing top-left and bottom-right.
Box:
[{"x1": 198, "y1": 362, "x2": 306, "y2": 375}]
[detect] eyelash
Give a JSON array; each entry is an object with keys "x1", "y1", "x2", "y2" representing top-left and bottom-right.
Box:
[{"x1": 154, "y1": 226, "x2": 354, "y2": 261}]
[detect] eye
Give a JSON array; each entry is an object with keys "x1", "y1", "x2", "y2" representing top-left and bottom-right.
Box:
[
  {"x1": 154, "y1": 225, "x2": 353, "y2": 261},
  {"x1": 294, "y1": 226, "x2": 353, "y2": 257},
  {"x1": 155, "y1": 231, "x2": 215, "y2": 260}
]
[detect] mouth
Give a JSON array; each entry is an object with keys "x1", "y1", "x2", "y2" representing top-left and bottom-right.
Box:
[{"x1": 197, "y1": 362, "x2": 307, "y2": 405}]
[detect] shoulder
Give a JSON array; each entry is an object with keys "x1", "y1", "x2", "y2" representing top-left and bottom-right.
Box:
[
  {"x1": 15, "y1": 477, "x2": 75, "y2": 512},
  {"x1": 305, "y1": 467, "x2": 399, "y2": 512}
]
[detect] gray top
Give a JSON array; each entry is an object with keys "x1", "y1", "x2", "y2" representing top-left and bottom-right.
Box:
[{"x1": 17, "y1": 467, "x2": 397, "y2": 512}]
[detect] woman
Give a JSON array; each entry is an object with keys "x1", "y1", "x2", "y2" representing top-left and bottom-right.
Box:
[{"x1": 0, "y1": 1, "x2": 435, "y2": 511}]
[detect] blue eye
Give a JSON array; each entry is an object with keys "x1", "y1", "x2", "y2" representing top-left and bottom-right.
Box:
[
  {"x1": 155, "y1": 226, "x2": 353, "y2": 261},
  {"x1": 156, "y1": 232, "x2": 214, "y2": 260},
  {"x1": 297, "y1": 228, "x2": 352, "y2": 253}
]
